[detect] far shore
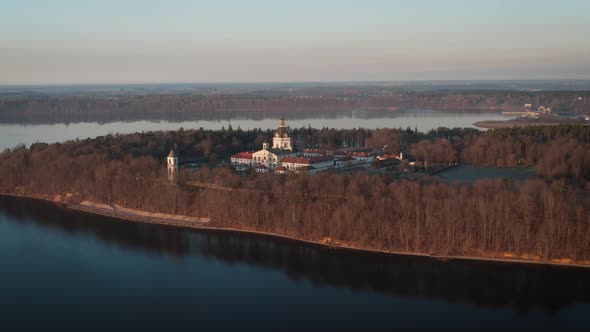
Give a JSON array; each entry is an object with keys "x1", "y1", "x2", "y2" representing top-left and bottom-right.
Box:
[
  {"x1": 474, "y1": 119, "x2": 590, "y2": 129},
  {"x1": 1, "y1": 192, "x2": 589, "y2": 269}
]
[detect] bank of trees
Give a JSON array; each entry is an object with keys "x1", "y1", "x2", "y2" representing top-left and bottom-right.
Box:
[
  {"x1": 0, "y1": 125, "x2": 589, "y2": 262},
  {"x1": 1, "y1": 90, "x2": 588, "y2": 124},
  {"x1": 402, "y1": 125, "x2": 590, "y2": 181}
]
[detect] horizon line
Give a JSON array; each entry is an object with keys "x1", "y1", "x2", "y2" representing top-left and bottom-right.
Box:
[{"x1": 2, "y1": 78, "x2": 590, "y2": 88}]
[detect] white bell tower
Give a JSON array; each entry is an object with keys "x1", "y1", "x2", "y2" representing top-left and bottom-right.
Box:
[{"x1": 167, "y1": 149, "x2": 178, "y2": 180}]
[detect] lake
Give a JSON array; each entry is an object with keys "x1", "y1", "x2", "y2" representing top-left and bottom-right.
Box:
[
  {"x1": 1, "y1": 196, "x2": 589, "y2": 331},
  {"x1": 0, "y1": 110, "x2": 512, "y2": 151}
]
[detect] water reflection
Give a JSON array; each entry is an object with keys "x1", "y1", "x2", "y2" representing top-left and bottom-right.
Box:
[
  {"x1": 0, "y1": 110, "x2": 512, "y2": 150},
  {"x1": 1, "y1": 195, "x2": 588, "y2": 315}
]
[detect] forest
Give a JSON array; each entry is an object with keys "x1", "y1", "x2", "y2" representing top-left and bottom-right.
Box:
[
  {"x1": 0, "y1": 89, "x2": 588, "y2": 124},
  {"x1": 0, "y1": 125, "x2": 589, "y2": 262}
]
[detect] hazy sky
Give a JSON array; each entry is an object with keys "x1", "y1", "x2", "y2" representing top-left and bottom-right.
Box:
[{"x1": 1, "y1": 0, "x2": 589, "y2": 84}]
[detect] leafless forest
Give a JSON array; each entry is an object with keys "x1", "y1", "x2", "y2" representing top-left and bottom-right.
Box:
[
  {"x1": 1, "y1": 89, "x2": 588, "y2": 124},
  {"x1": 1, "y1": 125, "x2": 589, "y2": 262}
]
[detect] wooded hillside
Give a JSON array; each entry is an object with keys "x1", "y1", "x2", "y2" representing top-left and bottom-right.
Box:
[{"x1": 1, "y1": 125, "x2": 589, "y2": 262}]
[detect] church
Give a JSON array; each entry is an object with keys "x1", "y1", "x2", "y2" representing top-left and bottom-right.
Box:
[
  {"x1": 250, "y1": 117, "x2": 299, "y2": 172},
  {"x1": 231, "y1": 118, "x2": 334, "y2": 174}
]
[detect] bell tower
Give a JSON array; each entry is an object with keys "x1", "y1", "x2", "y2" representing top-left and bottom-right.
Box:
[{"x1": 167, "y1": 149, "x2": 178, "y2": 180}]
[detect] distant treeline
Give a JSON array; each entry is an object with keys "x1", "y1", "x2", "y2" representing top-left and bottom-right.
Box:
[
  {"x1": 0, "y1": 90, "x2": 588, "y2": 124},
  {"x1": 0, "y1": 125, "x2": 589, "y2": 262}
]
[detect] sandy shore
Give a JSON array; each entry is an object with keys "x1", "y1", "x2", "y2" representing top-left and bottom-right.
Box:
[{"x1": 1, "y1": 192, "x2": 589, "y2": 269}]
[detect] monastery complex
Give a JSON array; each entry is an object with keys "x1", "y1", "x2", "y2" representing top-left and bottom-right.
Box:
[{"x1": 230, "y1": 118, "x2": 401, "y2": 174}]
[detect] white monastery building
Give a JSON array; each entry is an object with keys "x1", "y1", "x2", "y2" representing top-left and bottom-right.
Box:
[{"x1": 231, "y1": 118, "x2": 335, "y2": 174}]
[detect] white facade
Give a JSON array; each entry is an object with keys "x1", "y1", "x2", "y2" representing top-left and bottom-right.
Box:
[
  {"x1": 231, "y1": 152, "x2": 253, "y2": 171},
  {"x1": 167, "y1": 150, "x2": 179, "y2": 180},
  {"x1": 272, "y1": 117, "x2": 292, "y2": 151},
  {"x1": 281, "y1": 156, "x2": 333, "y2": 172},
  {"x1": 252, "y1": 148, "x2": 281, "y2": 171}
]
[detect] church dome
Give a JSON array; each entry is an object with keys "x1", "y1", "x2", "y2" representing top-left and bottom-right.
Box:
[
  {"x1": 275, "y1": 126, "x2": 290, "y2": 138},
  {"x1": 274, "y1": 117, "x2": 290, "y2": 138}
]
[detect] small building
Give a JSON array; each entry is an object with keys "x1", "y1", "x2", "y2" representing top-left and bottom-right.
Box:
[
  {"x1": 335, "y1": 156, "x2": 355, "y2": 168},
  {"x1": 303, "y1": 148, "x2": 327, "y2": 157},
  {"x1": 167, "y1": 149, "x2": 178, "y2": 180},
  {"x1": 372, "y1": 158, "x2": 400, "y2": 170},
  {"x1": 295, "y1": 165, "x2": 317, "y2": 174},
  {"x1": 255, "y1": 164, "x2": 269, "y2": 173},
  {"x1": 349, "y1": 151, "x2": 375, "y2": 162},
  {"x1": 231, "y1": 152, "x2": 253, "y2": 171},
  {"x1": 377, "y1": 152, "x2": 403, "y2": 161},
  {"x1": 252, "y1": 142, "x2": 295, "y2": 171},
  {"x1": 281, "y1": 155, "x2": 333, "y2": 172},
  {"x1": 275, "y1": 166, "x2": 288, "y2": 175}
]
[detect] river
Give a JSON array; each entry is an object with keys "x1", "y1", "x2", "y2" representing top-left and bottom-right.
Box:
[
  {"x1": 0, "y1": 110, "x2": 512, "y2": 151},
  {"x1": 1, "y1": 196, "x2": 588, "y2": 331}
]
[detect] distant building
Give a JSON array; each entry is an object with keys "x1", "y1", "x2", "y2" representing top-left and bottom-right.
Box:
[
  {"x1": 272, "y1": 117, "x2": 293, "y2": 151},
  {"x1": 537, "y1": 106, "x2": 551, "y2": 115},
  {"x1": 303, "y1": 148, "x2": 325, "y2": 157},
  {"x1": 255, "y1": 164, "x2": 269, "y2": 173},
  {"x1": 349, "y1": 151, "x2": 375, "y2": 162},
  {"x1": 230, "y1": 118, "x2": 387, "y2": 175},
  {"x1": 275, "y1": 166, "x2": 288, "y2": 175},
  {"x1": 231, "y1": 118, "x2": 300, "y2": 173},
  {"x1": 281, "y1": 155, "x2": 333, "y2": 172},
  {"x1": 167, "y1": 149, "x2": 178, "y2": 180},
  {"x1": 377, "y1": 152, "x2": 404, "y2": 161},
  {"x1": 334, "y1": 156, "x2": 355, "y2": 167},
  {"x1": 230, "y1": 152, "x2": 253, "y2": 171}
]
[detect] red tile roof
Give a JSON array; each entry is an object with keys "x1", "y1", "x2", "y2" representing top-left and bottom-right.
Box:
[
  {"x1": 378, "y1": 154, "x2": 400, "y2": 160},
  {"x1": 231, "y1": 152, "x2": 253, "y2": 159}
]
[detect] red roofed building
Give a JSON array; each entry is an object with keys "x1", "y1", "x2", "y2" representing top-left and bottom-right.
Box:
[
  {"x1": 349, "y1": 151, "x2": 374, "y2": 162},
  {"x1": 281, "y1": 155, "x2": 333, "y2": 172},
  {"x1": 231, "y1": 152, "x2": 253, "y2": 171},
  {"x1": 377, "y1": 152, "x2": 403, "y2": 161}
]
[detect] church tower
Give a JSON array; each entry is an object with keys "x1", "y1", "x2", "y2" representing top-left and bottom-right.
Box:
[
  {"x1": 272, "y1": 117, "x2": 292, "y2": 151},
  {"x1": 167, "y1": 149, "x2": 178, "y2": 180}
]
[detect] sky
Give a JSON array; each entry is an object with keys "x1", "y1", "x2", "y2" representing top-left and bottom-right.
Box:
[{"x1": 1, "y1": 0, "x2": 589, "y2": 84}]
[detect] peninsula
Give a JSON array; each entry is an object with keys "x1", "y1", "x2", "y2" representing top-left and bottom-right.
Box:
[{"x1": 1, "y1": 123, "x2": 589, "y2": 267}]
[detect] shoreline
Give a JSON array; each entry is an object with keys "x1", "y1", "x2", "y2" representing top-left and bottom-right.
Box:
[
  {"x1": 474, "y1": 120, "x2": 590, "y2": 129},
  {"x1": 1, "y1": 192, "x2": 589, "y2": 269}
]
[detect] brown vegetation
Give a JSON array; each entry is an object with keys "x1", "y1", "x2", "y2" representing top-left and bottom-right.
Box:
[
  {"x1": 1, "y1": 90, "x2": 588, "y2": 124},
  {"x1": 0, "y1": 125, "x2": 589, "y2": 263}
]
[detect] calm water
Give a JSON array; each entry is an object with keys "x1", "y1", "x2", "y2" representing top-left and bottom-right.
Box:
[
  {"x1": 0, "y1": 110, "x2": 512, "y2": 151},
  {"x1": 438, "y1": 166, "x2": 535, "y2": 184},
  {"x1": 1, "y1": 196, "x2": 589, "y2": 331}
]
